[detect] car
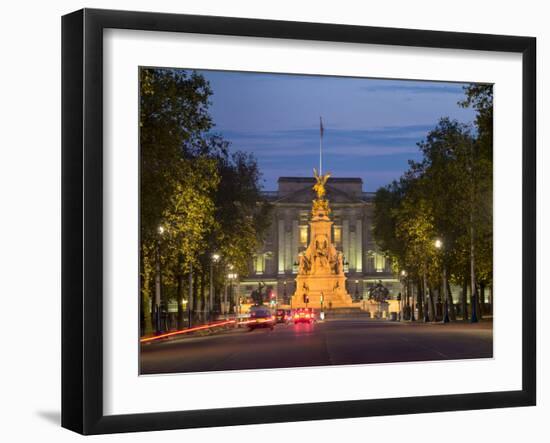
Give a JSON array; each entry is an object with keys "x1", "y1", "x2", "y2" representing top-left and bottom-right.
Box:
[
  {"x1": 292, "y1": 308, "x2": 315, "y2": 324},
  {"x1": 248, "y1": 306, "x2": 275, "y2": 331},
  {"x1": 275, "y1": 309, "x2": 292, "y2": 324}
]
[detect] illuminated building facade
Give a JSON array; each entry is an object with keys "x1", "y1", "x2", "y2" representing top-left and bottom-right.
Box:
[{"x1": 238, "y1": 177, "x2": 401, "y2": 303}]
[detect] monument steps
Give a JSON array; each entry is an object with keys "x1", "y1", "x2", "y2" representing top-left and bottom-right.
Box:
[{"x1": 324, "y1": 307, "x2": 365, "y2": 315}]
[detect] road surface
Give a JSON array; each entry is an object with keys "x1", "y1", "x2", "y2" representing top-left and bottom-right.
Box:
[{"x1": 140, "y1": 318, "x2": 492, "y2": 374}]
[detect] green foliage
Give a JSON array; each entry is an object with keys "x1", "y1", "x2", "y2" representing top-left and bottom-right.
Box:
[
  {"x1": 460, "y1": 85, "x2": 493, "y2": 286},
  {"x1": 372, "y1": 85, "x2": 493, "y2": 300},
  {"x1": 139, "y1": 68, "x2": 272, "y2": 328},
  {"x1": 161, "y1": 157, "x2": 220, "y2": 273},
  {"x1": 459, "y1": 84, "x2": 493, "y2": 158},
  {"x1": 373, "y1": 182, "x2": 405, "y2": 261},
  {"x1": 212, "y1": 149, "x2": 272, "y2": 276},
  {"x1": 140, "y1": 68, "x2": 213, "y2": 243}
]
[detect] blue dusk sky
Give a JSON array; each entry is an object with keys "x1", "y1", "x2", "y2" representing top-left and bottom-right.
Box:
[{"x1": 196, "y1": 69, "x2": 477, "y2": 192}]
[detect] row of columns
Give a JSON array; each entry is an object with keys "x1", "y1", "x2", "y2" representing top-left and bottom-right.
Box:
[{"x1": 276, "y1": 209, "x2": 365, "y2": 275}]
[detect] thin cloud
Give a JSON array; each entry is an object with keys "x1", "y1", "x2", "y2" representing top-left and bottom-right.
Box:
[
  {"x1": 192, "y1": 69, "x2": 477, "y2": 191},
  {"x1": 214, "y1": 125, "x2": 428, "y2": 159},
  {"x1": 362, "y1": 83, "x2": 464, "y2": 94}
]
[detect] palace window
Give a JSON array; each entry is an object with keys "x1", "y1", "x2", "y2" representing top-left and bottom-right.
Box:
[
  {"x1": 254, "y1": 254, "x2": 266, "y2": 275},
  {"x1": 299, "y1": 226, "x2": 308, "y2": 246},
  {"x1": 374, "y1": 253, "x2": 386, "y2": 273},
  {"x1": 366, "y1": 250, "x2": 386, "y2": 273},
  {"x1": 333, "y1": 226, "x2": 342, "y2": 244}
]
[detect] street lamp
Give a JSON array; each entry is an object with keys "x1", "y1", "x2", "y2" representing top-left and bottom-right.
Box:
[
  {"x1": 154, "y1": 225, "x2": 164, "y2": 334},
  {"x1": 209, "y1": 253, "x2": 221, "y2": 322},
  {"x1": 434, "y1": 238, "x2": 450, "y2": 323},
  {"x1": 227, "y1": 269, "x2": 238, "y2": 317},
  {"x1": 400, "y1": 270, "x2": 407, "y2": 321},
  {"x1": 223, "y1": 278, "x2": 228, "y2": 319},
  {"x1": 354, "y1": 280, "x2": 359, "y2": 301},
  {"x1": 227, "y1": 271, "x2": 236, "y2": 326}
]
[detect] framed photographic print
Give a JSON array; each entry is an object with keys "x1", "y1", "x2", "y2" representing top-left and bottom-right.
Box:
[{"x1": 62, "y1": 8, "x2": 536, "y2": 435}]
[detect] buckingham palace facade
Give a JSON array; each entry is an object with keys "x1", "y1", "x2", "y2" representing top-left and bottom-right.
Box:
[{"x1": 237, "y1": 177, "x2": 401, "y2": 303}]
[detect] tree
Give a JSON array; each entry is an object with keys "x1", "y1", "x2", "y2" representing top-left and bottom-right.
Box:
[
  {"x1": 460, "y1": 84, "x2": 493, "y2": 316},
  {"x1": 161, "y1": 157, "x2": 220, "y2": 271},
  {"x1": 394, "y1": 180, "x2": 439, "y2": 320},
  {"x1": 372, "y1": 101, "x2": 493, "y2": 323},
  {"x1": 139, "y1": 68, "x2": 272, "y2": 333},
  {"x1": 211, "y1": 148, "x2": 272, "y2": 277},
  {"x1": 415, "y1": 118, "x2": 477, "y2": 320},
  {"x1": 140, "y1": 68, "x2": 213, "y2": 245},
  {"x1": 139, "y1": 68, "x2": 215, "y2": 334},
  {"x1": 197, "y1": 148, "x2": 272, "y2": 317},
  {"x1": 161, "y1": 157, "x2": 220, "y2": 327},
  {"x1": 373, "y1": 180, "x2": 407, "y2": 266},
  {"x1": 140, "y1": 242, "x2": 155, "y2": 336},
  {"x1": 460, "y1": 84, "x2": 493, "y2": 159}
]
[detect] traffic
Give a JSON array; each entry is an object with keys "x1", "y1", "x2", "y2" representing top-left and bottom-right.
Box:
[{"x1": 245, "y1": 305, "x2": 319, "y2": 331}]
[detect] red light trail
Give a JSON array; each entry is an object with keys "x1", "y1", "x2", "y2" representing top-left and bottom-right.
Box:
[{"x1": 140, "y1": 320, "x2": 236, "y2": 343}]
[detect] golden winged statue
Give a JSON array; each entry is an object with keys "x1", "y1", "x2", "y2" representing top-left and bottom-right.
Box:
[{"x1": 313, "y1": 168, "x2": 331, "y2": 199}]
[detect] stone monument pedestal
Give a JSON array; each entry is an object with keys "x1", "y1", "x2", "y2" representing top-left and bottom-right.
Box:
[
  {"x1": 291, "y1": 169, "x2": 353, "y2": 309},
  {"x1": 292, "y1": 274, "x2": 352, "y2": 309}
]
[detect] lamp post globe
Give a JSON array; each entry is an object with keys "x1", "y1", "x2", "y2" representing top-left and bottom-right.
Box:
[
  {"x1": 154, "y1": 225, "x2": 165, "y2": 334},
  {"x1": 209, "y1": 253, "x2": 221, "y2": 322},
  {"x1": 399, "y1": 269, "x2": 409, "y2": 320}
]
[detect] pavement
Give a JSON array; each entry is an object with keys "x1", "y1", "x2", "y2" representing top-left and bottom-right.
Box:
[{"x1": 140, "y1": 318, "x2": 493, "y2": 375}]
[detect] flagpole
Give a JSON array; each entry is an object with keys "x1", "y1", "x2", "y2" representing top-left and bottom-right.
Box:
[
  {"x1": 319, "y1": 131, "x2": 322, "y2": 175},
  {"x1": 319, "y1": 116, "x2": 323, "y2": 175}
]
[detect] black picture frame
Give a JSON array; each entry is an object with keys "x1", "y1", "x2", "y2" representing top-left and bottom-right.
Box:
[{"x1": 62, "y1": 8, "x2": 536, "y2": 435}]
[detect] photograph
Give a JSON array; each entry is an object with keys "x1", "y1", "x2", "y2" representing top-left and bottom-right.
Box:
[
  {"x1": 0, "y1": 0, "x2": 544, "y2": 439},
  {"x1": 138, "y1": 67, "x2": 494, "y2": 375}
]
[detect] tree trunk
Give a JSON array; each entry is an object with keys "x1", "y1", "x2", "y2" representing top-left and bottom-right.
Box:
[
  {"x1": 479, "y1": 282, "x2": 486, "y2": 317},
  {"x1": 488, "y1": 285, "x2": 493, "y2": 315},
  {"x1": 416, "y1": 280, "x2": 424, "y2": 320},
  {"x1": 229, "y1": 283, "x2": 235, "y2": 313},
  {"x1": 469, "y1": 139, "x2": 478, "y2": 323},
  {"x1": 405, "y1": 282, "x2": 411, "y2": 320},
  {"x1": 188, "y1": 266, "x2": 194, "y2": 328},
  {"x1": 192, "y1": 268, "x2": 199, "y2": 323},
  {"x1": 439, "y1": 286, "x2": 444, "y2": 320},
  {"x1": 470, "y1": 223, "x2": 477, "y2": 323},
  {"x1": 423, "y1": 268, "x2": 430, "y2": 321},
  {"x1": 177, "y1": 272, "x2": 185, "y2": 329},
  {"x1": 141, "y1": 250, "x2": 154, "y2": 337},
  {"x1": 461, "y1": 271, "x2": 468, "y2": 321},
  {"x1": 157, "y1": 241, "x2": 169, "y2": 331},
  {"x1": 428, "y1": 286, "x2": 436, "y2": 322},
  {"x1": 409, "y1": 282, "x2": 417, "y2": 321},
  {"x1": 446, "y1": 280, "x2": 457, "y2": 321},
  {"x1": 407, "y1": 283, "x2": 412, "y2": 320},
  {"x1": 477, "y1": 283, "x2": 483, "y2": 320},
  {"x1": 469, "y1": 280, "x2": 479, "y2": 322},
  {"x1": 200, "y1": 270, "x2": 207, "y2": 324}
]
